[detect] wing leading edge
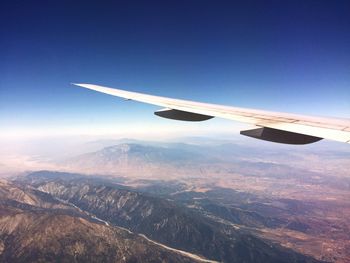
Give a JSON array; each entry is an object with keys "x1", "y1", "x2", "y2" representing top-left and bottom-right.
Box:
[{"x1": 73, "y1": 83, "x2": 350, "y2": 145}]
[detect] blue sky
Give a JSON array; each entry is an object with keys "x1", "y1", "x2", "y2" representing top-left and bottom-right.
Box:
[{"x1": 1, "y1": 0, "x2": 349, "y2": 138}]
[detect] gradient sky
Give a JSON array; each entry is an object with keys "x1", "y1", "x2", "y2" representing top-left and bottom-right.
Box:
[{"x1": 1, "y1": 0, "x2": 350, "y2": 138}]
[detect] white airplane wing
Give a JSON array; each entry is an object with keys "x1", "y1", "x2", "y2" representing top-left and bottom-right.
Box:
[{"x1": 74, "y1": 83, "x2": 350, "y2": 145}]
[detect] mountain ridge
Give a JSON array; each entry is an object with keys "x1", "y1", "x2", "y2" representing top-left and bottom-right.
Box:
[{"x1": 19, "y1": 171, "x2": 324, "y2": 263}]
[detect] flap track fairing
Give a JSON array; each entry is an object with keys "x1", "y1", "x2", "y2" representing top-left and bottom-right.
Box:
[
  {"x1": 240, "y1": 127, "x2": 323, "y2": 145},
  {"x1": 155, "y1": 108, "x2": 213, "y2": 122}
]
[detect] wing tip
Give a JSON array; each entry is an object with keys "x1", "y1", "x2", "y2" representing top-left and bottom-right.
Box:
[
  {"x1": 72, "y1": 83, "x2": 94, "y2": 89},
  {"x1": 72, "y1": 83, "x2": 85, "y2": 87}
]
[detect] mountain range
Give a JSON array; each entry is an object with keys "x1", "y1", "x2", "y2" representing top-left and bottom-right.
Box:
[
  {"x1": 1, "y1": 140, "x2": 349, "y2": 262},
  {"x1": 8, "y1": 171, "x2": 325, "y2": 263},
  {"x1": 0, "y1": 179, "x2": 211, "y2": 263}
]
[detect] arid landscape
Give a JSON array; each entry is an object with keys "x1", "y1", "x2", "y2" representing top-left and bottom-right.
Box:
[{"x1": 1, "y1": 138, "x2": 349, "y2": 262}]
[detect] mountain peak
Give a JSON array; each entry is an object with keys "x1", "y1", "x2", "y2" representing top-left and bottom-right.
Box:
[{"x1": 102, "y1": 143, "x2": 152, "y2": 154}]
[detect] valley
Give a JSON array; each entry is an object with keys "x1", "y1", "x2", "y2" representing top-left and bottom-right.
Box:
[{"x1": 12, "y1": 170, "x2": 329, "y2": 263}]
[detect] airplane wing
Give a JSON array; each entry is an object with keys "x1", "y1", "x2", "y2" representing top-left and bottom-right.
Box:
[{"x1": 73, "y1": 83, "x2": 350, "y2": 145}]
